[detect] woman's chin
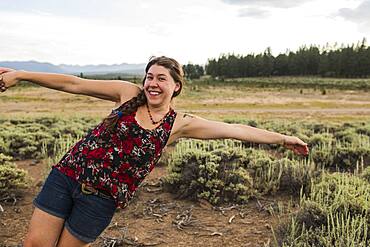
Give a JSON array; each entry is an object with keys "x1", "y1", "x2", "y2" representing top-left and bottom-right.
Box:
[
  {"x1": 146, "y1": 96, "x2": 170, "y2": 107},
  {"x1": 146, "y1": 96, "x2": 162, "y2": 105}
]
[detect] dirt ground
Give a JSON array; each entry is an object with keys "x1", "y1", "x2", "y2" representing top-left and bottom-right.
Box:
[{"x1": 0, "y1": 160, "x2": 282, "y2": 247}]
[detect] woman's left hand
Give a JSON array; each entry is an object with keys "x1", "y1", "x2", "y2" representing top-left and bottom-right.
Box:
[
  {"x1": 282, "y1": 135, "x2": 309, "y2": 156},
  {"x1": 0, "y1": 67, "x2": 16, "y2": 92}
]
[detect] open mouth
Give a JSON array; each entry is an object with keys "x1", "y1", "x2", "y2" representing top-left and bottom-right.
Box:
[{"x1": 147, "y1": 89, "x2": 162, "y2": 96}]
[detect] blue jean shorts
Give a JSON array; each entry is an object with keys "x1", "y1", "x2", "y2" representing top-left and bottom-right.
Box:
[{"x1": 33, "y1": 168, "x2": 117, "y2": 243}]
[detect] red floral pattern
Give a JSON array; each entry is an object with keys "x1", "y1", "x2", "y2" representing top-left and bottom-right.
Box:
[{"x1": 53, "y1": 103, "x2": 176, "y2": 208}]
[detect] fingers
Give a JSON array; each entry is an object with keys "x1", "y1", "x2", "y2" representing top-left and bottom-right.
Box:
[
  {"x1": 0, "y1": 67, "x2": 15, "y2": 73},
  {"x1": 296, "y1": 145, "x2": 309, "y2": 156},
  {"x1": 284, "y1": 136, "x2": 307, "y2": 146},
  {"x1": 293, "y1": 137, "x2": 307, "y2": 147},
  {"x1": 283, "y1": 136, "x2": 309, "y2": 156},
  {"x1": 297, "y1": 145, "x2": 309, "y2": 156},
  {"x1": 285, "y1": 143, "x2": 309, "y2": 156},
  {"x1": 0, "y1": 76, "x2": 7, "y2": 92}
]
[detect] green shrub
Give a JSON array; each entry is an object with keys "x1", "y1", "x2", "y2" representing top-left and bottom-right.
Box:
[
  {"x1": 309, "y1": 135, "x2": 370, "y2": 171},
  {"x1": 310, "y1": 142, "x2": 334, "y2": 168},
  {"x1": 295, "y1": 201, "x2": 328, "y2": 229},
  {"x1": 0, "y1": 153, "x2": 12, "y2": 164},
  {"x1": 277, "y1": 173, "x2": 370, "y2": 246},
  {"x1": 0, "y1": 117, "x2": 98, "y2": 160},
  {"x1": 0, "y1": 153, "x2": 29, "y2": 195},
  {"x1": 333, "y1": 137, "x2": 370, "y2": 170},
  {"x1": 356, "y1": 124, "x2": 370, "y2": 137},
  {"x1": 164, "y1": 139, "x2": 319, "y2": 205},
  {"x1": 164, "y1": 140, "x2": 256, "y2": 204},
  {"x1": 361, "y1": 166, "x2": 370, "y2": 183},
  {"x1": 308, "y1": 133, "x2": 334, "y2": 147},
  {"x1": 334, "y1": 128, "x2": 358, "y2": 143},
  {"x1": 280, "y1": 159, "x2": 319, "y2": 195}
]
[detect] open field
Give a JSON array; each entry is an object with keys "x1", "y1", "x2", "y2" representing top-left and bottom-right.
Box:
[
  {"x1": 1, "y1": 78, "x2": 370, "y2": 122},
  {"x1": 1, "y1": 77, "x2": 370, "y2": 246}
]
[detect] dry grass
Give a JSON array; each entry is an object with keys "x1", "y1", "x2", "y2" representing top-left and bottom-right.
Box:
[{"x1": 1, "y1": 85, "x2": 370, "y2": 122}]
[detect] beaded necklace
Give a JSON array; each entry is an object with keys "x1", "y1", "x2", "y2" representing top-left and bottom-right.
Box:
[{"x1": 145, "y1": 103, "x2": 170, "y2": 125}]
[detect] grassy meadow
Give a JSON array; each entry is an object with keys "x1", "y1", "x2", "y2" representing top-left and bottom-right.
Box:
[{"x1": 1, "y1": 76, "x2": 370, "y2": 246}]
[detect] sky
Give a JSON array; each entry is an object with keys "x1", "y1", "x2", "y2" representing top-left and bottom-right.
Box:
[{"x1": 0, "y1": 0, "x2": 369, "y2": 66}]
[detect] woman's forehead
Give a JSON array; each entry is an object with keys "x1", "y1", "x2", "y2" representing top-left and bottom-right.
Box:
[{"x1": 147, "y1": 64, "x2": 170, "y2": 76}]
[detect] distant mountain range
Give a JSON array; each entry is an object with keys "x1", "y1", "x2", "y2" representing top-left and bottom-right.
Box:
[{"x1": 0, "y1": 61, "x2": 146, "y2": 75}]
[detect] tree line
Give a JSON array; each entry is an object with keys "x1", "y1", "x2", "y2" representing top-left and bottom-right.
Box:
[{"x1": 183, "y1": 39, "x2": 370, "y2": 79}]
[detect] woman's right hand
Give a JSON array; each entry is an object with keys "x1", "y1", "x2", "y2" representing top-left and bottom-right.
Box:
[
  {"x1": 0, "y1": 68, "x2": 20, "y2": 92},
  {"x1": 282, "y1": 135, "x2": 309, "y2": 156}
]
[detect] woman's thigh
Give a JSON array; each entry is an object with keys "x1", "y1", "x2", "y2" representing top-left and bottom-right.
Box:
[
  {"x1": 24, "y1": 208, "x2": 65, "y2": 247},
  {"x1": 25, "y1": 168, "x2": 76, "y2": 246},
  {"x1": 30, "y1": 167, "x2": 116, "y2": 244},
  {"x1": 56, "y1": 227, "x2": 90, "y2": 247}
]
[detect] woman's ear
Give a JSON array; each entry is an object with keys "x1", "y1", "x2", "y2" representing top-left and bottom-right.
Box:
[{"x1": 174, "y1": 82, "x2": 181, "y2": 92}]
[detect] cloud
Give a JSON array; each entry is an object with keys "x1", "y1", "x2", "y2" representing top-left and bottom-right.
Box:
[
  {"x1": 338, "y1": 0, "x2": 370, "y2": 22},
  {"x1": 0, "y1": 0, "x2": 175, "y2": 27},
  {"x1": 222, "y1": 0, "x2": 311, "y2": 8},
  {"x1": 238, "y1": 7, "x2": 270, "y2": 18},
  {"x1": 337, "y1": 0, "x2": 370, "y2": 33},
  {"x1": 222, "y1": 0, "x2": 312, "y2": 19}
]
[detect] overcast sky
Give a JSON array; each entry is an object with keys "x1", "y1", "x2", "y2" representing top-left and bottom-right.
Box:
[{"x1": 0, "y1": 0, "x2": 369, "y2": 65}]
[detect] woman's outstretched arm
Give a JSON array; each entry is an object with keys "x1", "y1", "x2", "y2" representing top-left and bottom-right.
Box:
[
  {"x1": 0, "y1": 68, "x2": 141, "y2": 102},
  {"x1": 172, "y1": 113, "x2": 309, "y2": 155}
]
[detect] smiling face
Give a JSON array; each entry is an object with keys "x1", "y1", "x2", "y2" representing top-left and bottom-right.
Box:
[{"x1": 143, "y1": 64, "x2": 180, "y2": 108}]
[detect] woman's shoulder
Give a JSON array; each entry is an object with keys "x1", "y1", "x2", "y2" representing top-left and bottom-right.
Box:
[
  {"x1": 174, "y1": 111, "x2": 196, "y2": 121},
  {"x1": 166, "y1": 111, "x2": 198, "y2": 145},
  {"x1": 112, "y1": 88, "x2": 143, "y2": 110},
  {"x1": 170, "y1": 111, "x2": 197, "y2": 132},
  {"x1": 117, "y1": 84, "x2": 142, "y2": 105}
]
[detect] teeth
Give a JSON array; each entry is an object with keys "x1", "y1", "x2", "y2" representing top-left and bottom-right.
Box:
[{"x1": 149, "y1": 91, "x2": 160, "y2": 95}]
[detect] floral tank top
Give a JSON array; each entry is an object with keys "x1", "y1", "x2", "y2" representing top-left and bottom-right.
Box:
[{"x1": 53, "y1": 102, "x2": 177, "y2": 208}]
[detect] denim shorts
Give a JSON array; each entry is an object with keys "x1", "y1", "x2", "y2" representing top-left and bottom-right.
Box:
[{"x1": 33, "y1": 167, "x2": 117, "y2": 243}]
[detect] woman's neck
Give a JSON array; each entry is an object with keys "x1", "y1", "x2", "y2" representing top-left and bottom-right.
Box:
[{"x1": 145, "y1": 102, "x2": 171, "y2": 115}]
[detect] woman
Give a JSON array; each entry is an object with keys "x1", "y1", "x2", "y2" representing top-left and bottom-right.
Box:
[{"x1": 0, "y1": 56, "x2": 308, "y2": 247}]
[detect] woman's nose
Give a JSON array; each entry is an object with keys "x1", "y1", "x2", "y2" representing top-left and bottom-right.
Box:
[{"x1": 148, "y1": 79, "x2": 159, "y2": 86}]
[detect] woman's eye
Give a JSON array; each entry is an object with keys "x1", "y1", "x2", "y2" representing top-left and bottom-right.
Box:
[{"x1": 159, "y1": 77, "x2": 165, "y2": 81}]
